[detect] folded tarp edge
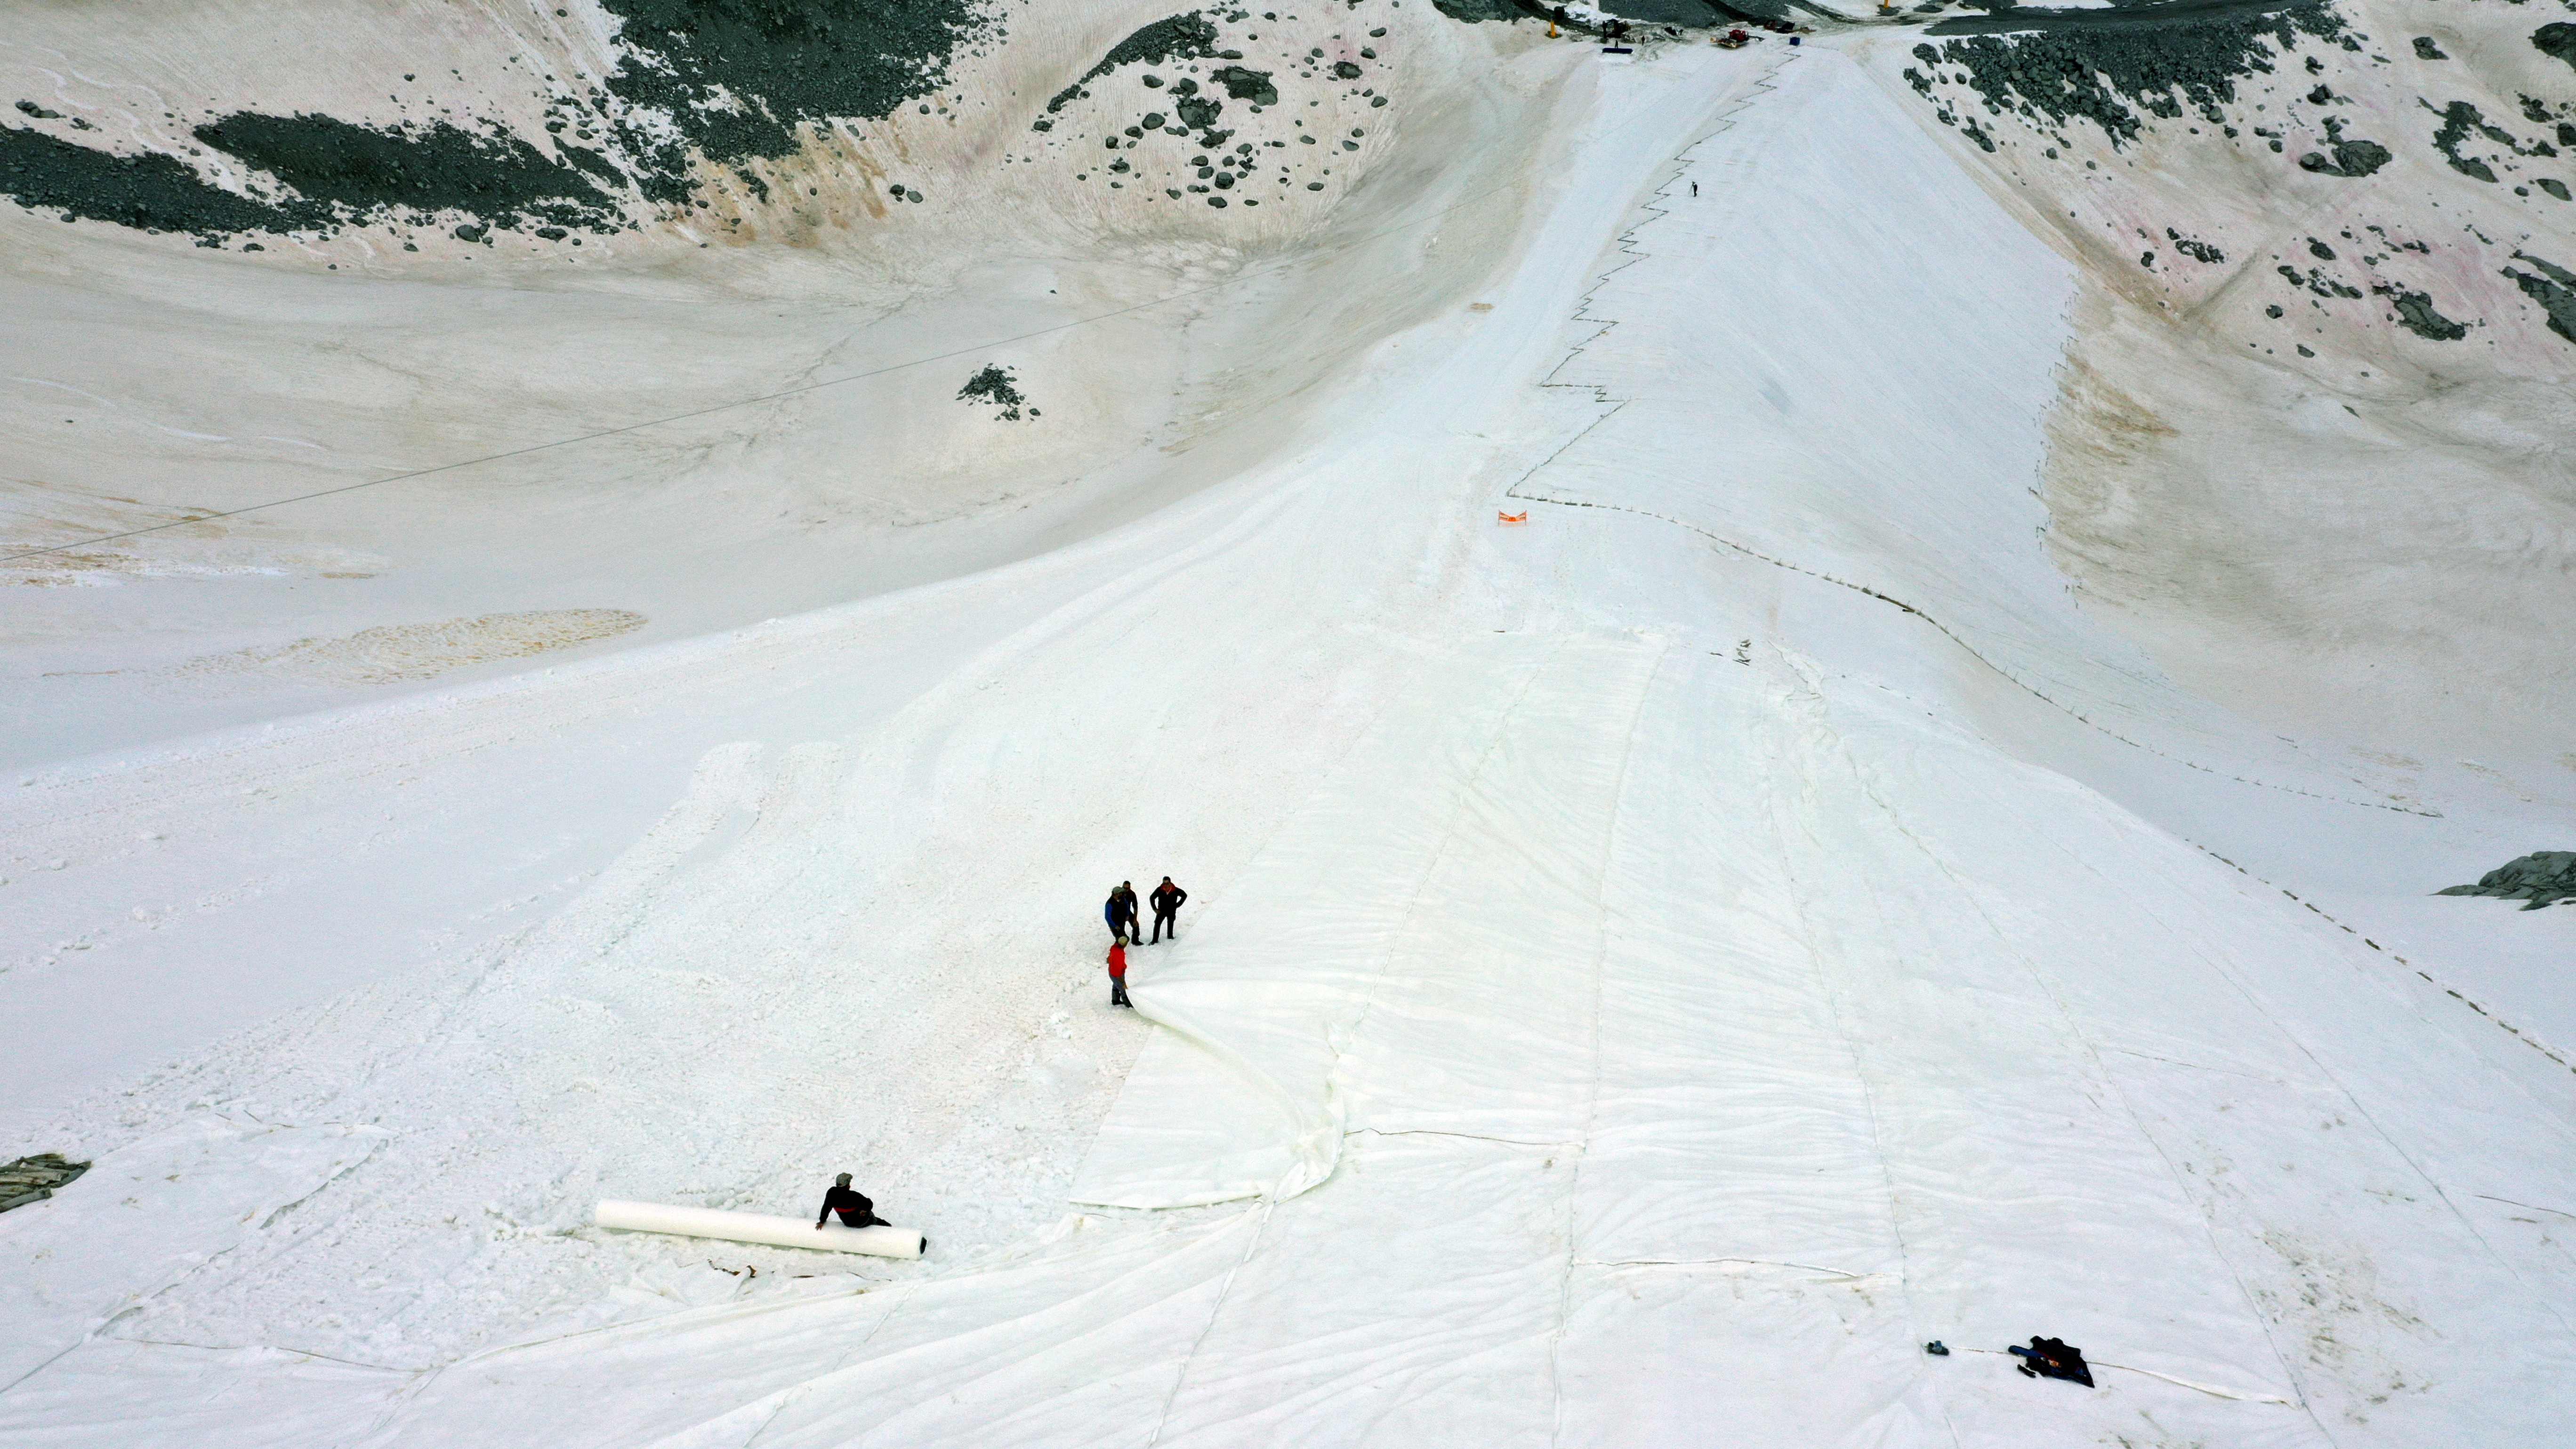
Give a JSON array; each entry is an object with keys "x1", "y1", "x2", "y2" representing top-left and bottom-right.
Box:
[{"x1": 593, "y1": 1199, "x2": 924, "y2": 1259}]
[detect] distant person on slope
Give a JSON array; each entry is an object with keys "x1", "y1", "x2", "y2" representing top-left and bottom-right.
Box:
[
  {"x1": 816, "y1": 1173, "x2": 888, "y2": 1230},
  {"x1": 1149, "y1": 877, "x2": 1188, "y2": 943},
  {"x1": 1107, "y1": 938, "x2": 1133, "y2": 1008}
]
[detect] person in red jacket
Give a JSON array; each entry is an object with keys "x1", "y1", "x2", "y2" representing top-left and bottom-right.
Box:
[{"x1": 1106, "y1": 939, "x2": 1132, "y2": 1008}]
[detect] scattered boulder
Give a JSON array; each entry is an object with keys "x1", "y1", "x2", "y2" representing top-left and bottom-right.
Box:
[
  {"x1": 958, "y1": 364, "x2": 1028, "y2": 421},
  {"x1": 1045, "y1": 12, "x2": 1220, "y2": 116},
  {"x1": 1909, "y1": 2, "x2": 2348, "y2": 150},
  {"x1": 2536, "y1": 23, "x2": 2576, "y2": 73},
  {"x1": 2297, "y1": 119, "x2": 2392, "y2": 177},
  {"x1": 2503, "y1": 250, "x2": 2576, "y2": 344},
  {"x1": 2374, "y1": 283, "x2": 2468, "y2": 340},
  {"x1": 2438, "y1": 851, "x2": 2576, "y2": 909},
  {"x1": 0, "y1": 1153, "x2": 89, "y2": 1214},
  {"x1": 1211, "y1": 66, "x2": 1279, "y2": 105}
]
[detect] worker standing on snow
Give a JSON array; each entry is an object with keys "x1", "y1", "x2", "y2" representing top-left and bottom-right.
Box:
[
  {"x1": 1104, "y1": 886, "x2": 1125, "y2": 942},
  {"x1": 1149, "y1": 877, "x2": 1188, "y2": 943},
  {"x1": 1107, "y1": 938, "x2": 1133, "y2": 1008},
  {"x1": 816, "y1": 1173, "x2": 889, "y2": 1230},
  {"x1": 1113, "y1": 881, "x2": 1143, "y2": 942}
]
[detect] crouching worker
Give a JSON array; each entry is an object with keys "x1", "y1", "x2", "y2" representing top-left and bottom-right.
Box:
[
  {"x1": 817, "y1": 1172, "x2": 888, "y2": 1230},
  {"x1": 1107, "y1": 938, "x2": 1133, "y2": 1008},
  {"x1": 2008, "y1": 1336, "x2": 2093, "y2": 1387}
]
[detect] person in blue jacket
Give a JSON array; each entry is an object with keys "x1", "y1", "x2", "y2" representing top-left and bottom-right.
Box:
[{"x1": 1105, "y1": 882, "x2": 1141, "y2": 942}]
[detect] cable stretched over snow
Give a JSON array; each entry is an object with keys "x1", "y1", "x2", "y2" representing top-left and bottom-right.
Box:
[{"x1": 1957, "y1": 1347, "x2": 2294, "y2": 1404}]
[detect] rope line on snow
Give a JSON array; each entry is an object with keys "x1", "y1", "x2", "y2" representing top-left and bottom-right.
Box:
[
  {"x1": 2101, "y1": 824, "x2": 2576, "y2": 1348},
  {"x1": 1820, "y1": 668, "x2": 2571, "y2": 1080},
  {"x1": 2183, "y1": 845, "x2": 2576, "y2": 1079},
  {"x1": 1535, "y1": 53, "x2": 1953, "y2": 1449},
  {"x1": 1511, "y1": 488, "x2": 2438, "y2": 819},
  {"x1": 1955, "y1": 1348, "x2": 2294, "y2": 1405},
  {"x1": 1815, "y1": 704, "x2": 2339, "y2": 1436},
  {"x1": 1496, "y1": 43, "x2": 2434, "y2": 825},
  {"x1": 1557, "y1": 84, "x2": 2319, "y2": 1439}
]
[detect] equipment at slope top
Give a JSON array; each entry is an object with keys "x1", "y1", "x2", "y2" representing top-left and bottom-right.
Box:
[
  {"x1": 1528, "y1": 2, "x2": 1606, "y2": 36},
  {"x1": 0, "y1": 1153, "x2": 89, "y2": 1213},
  {"x1": 2010, "y1": 1336, "x2": 2094, "y2": 1387},
  {"x1": 594, "y1": 1200, "x2": 925, "y2": 1259}
]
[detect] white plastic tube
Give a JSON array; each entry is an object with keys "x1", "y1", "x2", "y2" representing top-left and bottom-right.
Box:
[{"x1": 593, "y1": 1199, "x2": 924, "y2": 1259}]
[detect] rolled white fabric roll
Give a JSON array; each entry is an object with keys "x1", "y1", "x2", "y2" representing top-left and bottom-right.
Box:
[{"x1": 593, "y1": 1199, "x2": 924, "y2": 1259}]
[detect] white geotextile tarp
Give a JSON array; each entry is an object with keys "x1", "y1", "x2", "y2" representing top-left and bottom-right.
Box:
[
  {"x1": 1057, "y1": 52, "x2": 2576, "y2": 1446},
  {"x1": 9, "y1": 43, "x2": 2576, "y2": 1449},
  {"x1": 0, "y1": 1117, "x2": 384, "y2": 1393}
]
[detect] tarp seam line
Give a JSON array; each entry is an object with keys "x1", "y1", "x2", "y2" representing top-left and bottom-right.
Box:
[
  {"x1": 1304, "y1": 636, "x2": 1568, "y2": 1193},
  {"x1": 741, "y1": 1274, "x2": 921, "y2": 1449},
  {"x1": 1546, "y1": 637, "x2": 1664, "y2": 1449},
  {"x1": 1346, "y1": 1127, "x2": 1578, "y2": 1148},
  {"x1": 1489, "y1": 85, "x2": 1793, "y2": 1438},
  {"x1": 1143, "y1": 1203, "x2": 1274, "y2": 1449},
  {"x1": 1820, "y1": 698, "x2": 2334, "y2": 1438},
  {"x1": 1505, "y1": 492, "x2": 2436, "y2": 819},
  {"x1": 1573, "y1": 1257, "x2": 1876, "y2": 1278},
  {"x1": 2053, "y1": 803, "x2": 2576, "y2": 1347},
  {"x1": 2478, "y1": 1193, "x2": 2576, "y2": 1221},
  {"x1": 0, "y1": 1127, "x2": 391, "y2": 1402},
  {"x1": 1763, "y1": 672, "x2": 1965, "y2": 1449}
]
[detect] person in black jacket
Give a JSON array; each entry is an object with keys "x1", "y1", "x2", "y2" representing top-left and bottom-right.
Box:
[
  {"x1": 1149, "y1": 877, "x2": 1187, "y2": 943},
  {"x1": 816, "y1": 1173, "x2": 888, "y2": 1230},
  {"x1": 1111, "y1": 882, "x2": 1143, "y2": 943}
]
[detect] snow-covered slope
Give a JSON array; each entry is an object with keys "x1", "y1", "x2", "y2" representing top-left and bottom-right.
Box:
[
  {"x1": 3, "y1": 7, "x2": 2572, "y2": 1447},
  {"x1": 1851, "y1": 0, "x2": 2576, "y2": 768},
  {"x1": 1, "y1": 0, "x2": 1546, "y2": 760}
]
